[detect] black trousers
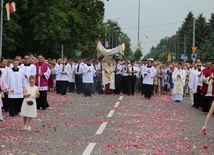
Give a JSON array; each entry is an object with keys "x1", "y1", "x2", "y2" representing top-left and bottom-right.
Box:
[
  {"x1": 91, "y1": 77, "x2": 97, "y2": 94},
  {"x1": 36, "y1": 90, "x2": 49, "y2": 110},
  {"x1": 2, "y1": 93, "x2": 9, "y2": 111},
  {"x1": 9, "y1": 98, "x2": 23, "y2": 116},
  {"x1": 96, "y1": 73, "x2": 103, "y2": 94},
  {"x1": 130, "y1": 76, "x2": 137, "y2": 95},
  {"x1": 75, "y1": 74, "x2": 83, "y2": 94},
  {"x1": 57, "y1": 81, "x2": 68, "y2": 95},
  {"x1": 121, "y1": 76, "x2": 131, "y2": 95},
  {"x1": 141, "y1": 77, "x2": 144, "y2": 95},
  {"x1": 114, "y1": 74, "x2": 121, "y2": 94},
  {"x1": 83, "y1": 83, "x2": 92, "y2": 96},
  {"x1": 68, "y1": 82, "x2": 75, "y2": 92},
  {"x1": 143, "y1": 84, "x2": 153, "y2": 99},
  {"x1": 193, "y1": 93, "x2": 203, "y2": 108},
  {"x1": 202, "y1": 96, "x2": 213, "y2": 112}
]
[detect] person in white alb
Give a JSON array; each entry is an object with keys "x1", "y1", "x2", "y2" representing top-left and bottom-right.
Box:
[
  {"x1": 172, "y1": 62, "x2": 186, "y2": 102},
  {"x1": 141, "y1": 59, "x2": 156, "y2": 99},
  {"x1": 22, "y1": 55, "x2": 37, "y2": 87},
  {"x1": 8, "y1": 60, "x2": 25, "y2": 116},
  {"x1": 54, "y1": 58, "x2": 71, "y2": 95},
  {"x1": 82, "y1": 59, "x2": 96, "y2": 97}
]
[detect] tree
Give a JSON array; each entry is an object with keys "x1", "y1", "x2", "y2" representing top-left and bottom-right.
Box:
[
  {"x1": 103, "y1": 20, "x2": 132, "y2": 59},
  {"x1": 2, "y1": 0, "x2": 106, "y2": 59},
  {"x1": 145, "y1": 12, "x2": 214, "y2": 63},
  {"x1": 133, "y1": 49, "x2": 142, "y2": 60}
]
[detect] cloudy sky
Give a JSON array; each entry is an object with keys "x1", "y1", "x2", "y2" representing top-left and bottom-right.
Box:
[{"x1": 103, "y1": 0, "x2": 214, "y2": 55}]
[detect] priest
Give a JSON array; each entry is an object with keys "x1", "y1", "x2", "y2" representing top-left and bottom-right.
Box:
[
  {"x1": 172, "y1": 63, "x2": 186, "y2": 102},
  {"x1": 35, "y1": 55, "x2": 51, "y2": 110}
]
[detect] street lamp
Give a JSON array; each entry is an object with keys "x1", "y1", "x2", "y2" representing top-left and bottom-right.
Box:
[{"x1": 137, "y1": 0, "x2": 141, "y2": 49}]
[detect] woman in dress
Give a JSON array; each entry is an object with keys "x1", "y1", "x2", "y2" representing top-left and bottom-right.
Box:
[
  {"x1": 157, "y1": 64, "x2": 165, "y2": 94},
  {"x1": 166, "y1": 65, "x2": 174, "y2": 95},
  {"x1": 202, "y1": 101, "x2": 214, "y2": 134},
  {"x1": 20, "y1": 75, "x2": 39, "y2": 131},
  {"x1": 0, "y1": 70, "x2": 13, "y2": 121}
]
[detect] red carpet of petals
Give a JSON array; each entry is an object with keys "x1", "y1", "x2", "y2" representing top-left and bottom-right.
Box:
[{"x1": 0, "y1": 92, "x2": 214, "y2": 154}]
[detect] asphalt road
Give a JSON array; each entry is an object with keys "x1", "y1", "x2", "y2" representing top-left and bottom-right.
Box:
[{"x1": 1, "y1": 92, "x2": 214, "y2": 155}]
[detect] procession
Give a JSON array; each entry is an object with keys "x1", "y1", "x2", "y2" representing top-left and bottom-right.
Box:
[
  {"x1": 1, "y1": 53, "x2": 214, "y2": 131},
  {"x1": 1, "y1": 0, "x2": 214, "y2": 154}
]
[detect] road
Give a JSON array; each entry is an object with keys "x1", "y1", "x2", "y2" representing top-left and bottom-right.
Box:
[{"x1": 0, "y1": 92, "x2": 214, "y2": 155}]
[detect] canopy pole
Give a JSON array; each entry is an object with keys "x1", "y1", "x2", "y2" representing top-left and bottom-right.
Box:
[{"x1": 93, "y1": 35, "x2": 101, "y2": 59}]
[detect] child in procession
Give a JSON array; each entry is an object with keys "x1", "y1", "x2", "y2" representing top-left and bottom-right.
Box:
[{"x1": 20, "y1": 75, "x2": 39, "y2": 131}]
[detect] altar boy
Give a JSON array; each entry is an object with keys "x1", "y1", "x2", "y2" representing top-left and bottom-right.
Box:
[
  {"x1": 8, "y1": 60, "x2": 25, "y2": 116},
  {"x1": 141, "y1": 59, "x2": 156, "y2": 99},
  {"x1": 82, "y1": 59, "x2": 96, "y2": 97}
]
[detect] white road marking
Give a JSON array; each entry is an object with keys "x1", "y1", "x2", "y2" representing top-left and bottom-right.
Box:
[
  {"x1": 107, "y1": 110, "x2": 115, "y2": 118},
  {"x1": 82, "y1": 143, "x2": 96, "y2": 155},
  {"x1": 119, "y1": 96, "x2": 123, "y2": 101},
  {"x1": 114, "y1": 101, "x2": 120, "y2": 108},
  {"x1": 95, "y1": 122, "x2": 108, "y2": 135}
]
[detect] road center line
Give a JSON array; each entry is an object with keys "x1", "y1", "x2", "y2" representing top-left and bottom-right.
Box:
[
  {"x1": 114, "y1": 101, "x2": 120, "y2": 108},
  {"x1": 119, "y1": 96, "x2": 123, "y2": 101},
  {"x1": 95, "y1": 122, "x2": 108, "y2": 135},
  {"x1": 107, "y1": 110, "x2": 115, "y2": 118},
  {"x1": 82, "y1": 143, "x2": 96, "y2": 155}
]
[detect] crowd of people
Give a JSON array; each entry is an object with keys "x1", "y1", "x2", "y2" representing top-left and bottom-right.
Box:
[{"x1": 0, "y1": 54, "x2": 214, "y2": 132}]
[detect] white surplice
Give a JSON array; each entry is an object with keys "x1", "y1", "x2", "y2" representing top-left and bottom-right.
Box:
[
  {"x1": 82, "y1": 64, "x2": 96, "y2": 83},
  {"x1": 8, "y1": 68, "x2": 25, "y2": 98},
  {"x1": 141, "y1": 66, "x2": 156, "y2": 85},
  {"x1": 23, "y1": 64, "x2": 37, "y2": 87}
]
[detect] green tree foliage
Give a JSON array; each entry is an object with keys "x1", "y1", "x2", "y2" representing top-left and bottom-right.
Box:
[
  {"x1": 103, "y1": 20, "x2": 132, "y2": 59},
  {"x1": 144, "y1": 12, "x2": 214, "y2": 62},
  {"x1": 2, "y1": 0, "x2": 107, "y2": 58},
  {"x1": 133, "y1": 49, "x2": 142, "y2": 60}
]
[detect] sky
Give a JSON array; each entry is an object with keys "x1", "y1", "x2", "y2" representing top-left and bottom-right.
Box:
[{"x1": 103, "y1": 0, "x2": 214, "y2": 55}]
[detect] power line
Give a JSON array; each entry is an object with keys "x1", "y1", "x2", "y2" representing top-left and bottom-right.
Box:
[{"x1": 122, "y1": 21, "x2": 182, "y2": 30}]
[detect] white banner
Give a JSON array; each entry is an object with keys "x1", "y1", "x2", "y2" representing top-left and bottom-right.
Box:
[{"x1": 96, "y1": 41, "x2": 125, "y2": 56}]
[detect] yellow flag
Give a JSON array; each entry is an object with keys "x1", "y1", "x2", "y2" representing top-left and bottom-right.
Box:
[{"x1": 167, "y1": 54, "x2": 171, "y2": 62}]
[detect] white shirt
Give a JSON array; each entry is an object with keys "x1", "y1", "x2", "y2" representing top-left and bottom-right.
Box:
[{"x1": 74, "y1": 62, "x2": 84, "y2": 75}]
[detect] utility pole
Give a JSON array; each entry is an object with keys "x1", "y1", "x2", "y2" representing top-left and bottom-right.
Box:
[
  {"x1": 177, "y1": 30, "x2": 180, "y2": 61},
  {"x1": 137, "y1": 0, "x2": 140, "y2": 49},
  {"x1": 61, "y1": 44, "x2": 64, "y2": 59},
  {"x1": 111, "y1": 30, "x2": 113, "y2": 48},
  {"x1": 193, "y1": 18, "x2": 195, "y2": 47},
  {"x1": 0, "y1": 0, "x2": 4, "y2": 59},
  {"x1": 184, "y1": 34, "x2": 187, "y2": 62},
  {"x1": 108, "y1": 27, "x2": 110, "y2": 49}
]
